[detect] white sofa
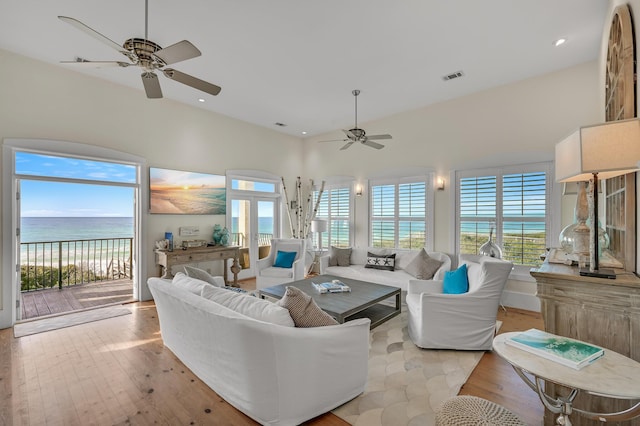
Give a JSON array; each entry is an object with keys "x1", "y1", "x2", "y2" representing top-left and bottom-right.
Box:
[
  {"x1": 148, "y1": 276, "x2": 371, "y2": 426},
  {"x1": 319, "y1": 247, "x2": 451, "y2": 291}
]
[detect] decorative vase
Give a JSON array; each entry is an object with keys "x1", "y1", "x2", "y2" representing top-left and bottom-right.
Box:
[
  {"x1": 220, "y1": 227, "x2": 230, "y2": 246},
  {"x1": 212, "y1": 224, "x2": 222, "y2": 245},
  {"x1": 479, "y1": 225, "x2": 502, "y2": 258}
]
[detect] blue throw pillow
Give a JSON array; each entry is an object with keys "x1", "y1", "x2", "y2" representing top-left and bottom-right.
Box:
[
  {"x1": 443, "y1": 264, "x2": 469, "y2": 294},
  {"x1": 273, "y1": 250, "x2": 297, "y2": 268}
]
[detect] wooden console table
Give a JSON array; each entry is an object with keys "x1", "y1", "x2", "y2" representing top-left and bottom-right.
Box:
[
  {"x1": 155, "y1": 245, "x2": 241, "y2": 286},
  {"x1": 530, "y1": 261, "x2": 640, "y2": 425}
]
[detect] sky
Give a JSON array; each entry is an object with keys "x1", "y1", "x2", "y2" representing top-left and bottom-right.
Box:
[{"x1": 16, "y1": 152, "x2": 135, "y2": 217}]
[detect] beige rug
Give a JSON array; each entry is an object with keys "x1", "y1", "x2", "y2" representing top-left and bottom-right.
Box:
[
  {"x1": 14, "y1": 305, "x2": 131, "y2": 337},
  {"x1": 332, "y1": 310, "x2": 497, "y2": 426}
]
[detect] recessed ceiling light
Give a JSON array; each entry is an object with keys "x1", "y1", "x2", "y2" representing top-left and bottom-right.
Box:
[
  {"x1": 198, "y1": 98, "x2": 205, "y2": 103},
  {"x1": 301, "y1": 131, "x2": 307, "y2": 135},
  {"x1": 554, "y1": 38, "x2": 567, "y2": 47}
]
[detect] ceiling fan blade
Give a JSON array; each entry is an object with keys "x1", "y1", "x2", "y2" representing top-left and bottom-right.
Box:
[
  {"x1": 141, "y1": 72, "x2": 163, "y2": 99},
  {"x1": 363, "y1": 140, "x2": 385, "y2": 150},
  {"x1": 340, "y1": 141, "x2": 355, "y2": 150},
  {"x1": 154, "y1": 40, "x2": 201, "y2": 65},
  {"x1": 60, "y1": 60, "x2": 130, "y2": 68},
  {"x1": 366, "y1": 134, "x2": 392, "y2": 140},
  {"x1": 162, "y1": 68, "x2": 221, "y2": 96},
  {"x1": 58, "y1": 16, "x2": 131, "y2": 58},
  {"x1": 318, "y1": 138, "x2": 348, "y2": 143}
]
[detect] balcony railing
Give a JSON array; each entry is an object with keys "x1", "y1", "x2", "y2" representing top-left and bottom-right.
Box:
[
  {"x1": 20, "y1": 238, "x2": 133, "y2": 292},
  {"x1": 231, "y1": 232, "x2": 273, "y2": 247}
]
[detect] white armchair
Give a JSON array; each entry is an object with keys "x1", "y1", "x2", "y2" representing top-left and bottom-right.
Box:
[
  {"x1": 406, "y1": 254, "x2": 513, "y2": 350},
  {"x1": 256, "y1": 238, "x2": 306, "y2": 289}
]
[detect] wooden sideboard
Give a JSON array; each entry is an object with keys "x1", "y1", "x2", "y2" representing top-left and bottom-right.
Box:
[
  {"x1": 531, "y1": 261, "x2": 640, "y2": 426},
  {"x1": 155, "y1": 245, "x2": 241, "y2": 286}
]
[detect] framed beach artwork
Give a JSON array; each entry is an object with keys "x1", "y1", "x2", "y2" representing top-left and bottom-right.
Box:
[{"x1": 149, "y1": 167, "x2": 226, "y2": 215}]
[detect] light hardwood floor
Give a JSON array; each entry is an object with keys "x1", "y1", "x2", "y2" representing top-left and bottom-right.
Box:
[{"x1": 1, "y1": 279, "x2": 544, "y2": 425}]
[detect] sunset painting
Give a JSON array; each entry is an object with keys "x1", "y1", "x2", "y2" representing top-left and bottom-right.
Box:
[{"x1": 149, "y1": 167, "x2": 226, "y2": 215}]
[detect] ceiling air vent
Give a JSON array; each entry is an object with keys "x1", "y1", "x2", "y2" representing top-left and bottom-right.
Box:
[
  {"x1": 274, "y1": 122, "x2": 287, "y2": 127},
  {"x1": 442, "y1": 70, "x2": 464, "y2": 81}
]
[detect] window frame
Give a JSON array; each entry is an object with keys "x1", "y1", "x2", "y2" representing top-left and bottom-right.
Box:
[
  {"x1": 454, "y1": 161, "x2": 558, "y2": 280},
  {"x1": 368, "y1": 174, "x2": 435, "y2": 250}
]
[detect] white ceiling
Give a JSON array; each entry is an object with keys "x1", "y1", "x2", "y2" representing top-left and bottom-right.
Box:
[{"x1": 0, "y1": 1, "x2": 609, "y2": 138}]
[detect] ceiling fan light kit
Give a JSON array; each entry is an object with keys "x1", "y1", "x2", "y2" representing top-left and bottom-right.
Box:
[
  {"x1": 319, "y1": 90, "x2": 393, "y2": 150},
  {"x1": 58, "y1": 0, "x2": 221, "y2": 99}
]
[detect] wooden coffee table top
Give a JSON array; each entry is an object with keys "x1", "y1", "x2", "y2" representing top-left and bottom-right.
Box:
[{"x1": 258, "y1": 275, "x2": 401, "y2": 327}]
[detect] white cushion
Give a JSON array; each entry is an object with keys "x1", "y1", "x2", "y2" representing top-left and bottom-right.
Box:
[
  {"x1": 201, "y1": 285, "x2": 294, "y2": 327},
  {"x1": 260, "y1": 266, "x2": 294, "y2": 278},
  {"x1": 172, "y1": 272, "x2": 212, "y2": 295},
  {"x1": 183, "y1": 265, "x2": 225, "y2": 287}
]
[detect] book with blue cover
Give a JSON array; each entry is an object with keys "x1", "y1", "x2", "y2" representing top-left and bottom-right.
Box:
[
  {"x1": 505, "y1": 328, "x2": 604, "y2": 370},
  {"x1": 312, "y1": 280, "x2": 351, "y2": 293}
]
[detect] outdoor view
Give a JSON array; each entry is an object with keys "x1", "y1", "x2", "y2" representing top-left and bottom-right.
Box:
[{"x1": 17, "y1": 152, "x2": 136, "y2": 292}]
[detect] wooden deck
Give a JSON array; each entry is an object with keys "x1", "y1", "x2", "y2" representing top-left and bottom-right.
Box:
[{"x1": 20, "y1": 279, "x2": 134, "y2": 320}]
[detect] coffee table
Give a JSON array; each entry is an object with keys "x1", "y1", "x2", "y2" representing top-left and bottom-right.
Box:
[{"x1": 259, "y1": 275, "x2": 401, "y2": 329}]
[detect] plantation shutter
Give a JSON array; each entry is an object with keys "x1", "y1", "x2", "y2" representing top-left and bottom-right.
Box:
[
  {"x1": 502, "y1": 172, "x2": 546, "y2": 265},
  {"x1": 371, "y1": 184, "x2": 396, "y2": 248},
  {"x1": 398, "y1": 182, "x2": 426, "y2": 249},
  {"x1": 459, "y1": 176, "x2": 497, "y2": 255},
  {"x1": 313, "y1": 185, "x2": 351, "y2": 249}
]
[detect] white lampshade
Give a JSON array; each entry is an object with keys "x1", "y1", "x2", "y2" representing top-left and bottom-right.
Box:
[
  {"x1": 555, "y1": 118, "x2": 640, "y2": 183},
  {"x1": 311, "y1": 219, "x2": 328, "y2": 233}
]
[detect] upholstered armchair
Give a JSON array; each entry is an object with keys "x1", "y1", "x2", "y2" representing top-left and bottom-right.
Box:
[
  {"x1": 406, "y1": 254, "x2": 513, "y2": 350},
  {"x1": 256, "y1": 238, "x2": 306, "y2": 289}
]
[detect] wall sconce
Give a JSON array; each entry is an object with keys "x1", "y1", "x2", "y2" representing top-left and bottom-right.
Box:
[
  {"x1": 436, "y1": 177, "x2": 445, "y2": 191},
  {"x1": 355, "y1": 184, "x2": 363, "y2": 197}
]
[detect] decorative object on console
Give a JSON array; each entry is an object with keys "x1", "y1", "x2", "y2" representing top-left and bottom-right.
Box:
[
  {"x1": 212, "y1": 224, "x2": 230, "y2": 246},
  {"x1": 555, "y1": 118, "x2": 640, "y2": 278},
  {"x1": 479, "y1": 223, "x2": 502, "y2": 258},
  {"x1": 558, "y1": 181, "x2": 590, "y2": 257},
  {"x1": 149, "y1": 167, "x2": 226, "y2": 215}
]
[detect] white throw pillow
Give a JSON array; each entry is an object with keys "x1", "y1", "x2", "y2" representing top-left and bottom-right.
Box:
[
  {"x1": 201, "y1": 285, "x2": 294, "y2": 327},
  {"x1": 172, "y1": 272, "x2": 212, "y2": 295},
  {"x1": 183, "y1": 265, "x2": 225, "y2": 287}
]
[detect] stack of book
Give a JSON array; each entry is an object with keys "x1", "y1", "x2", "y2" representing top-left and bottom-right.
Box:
[
  {"x1": 312, "y1": 280, "x2": 351, "y2": 293},
  {"x1": 505, "y1": 328, "x2": 604, "y2": 370}
]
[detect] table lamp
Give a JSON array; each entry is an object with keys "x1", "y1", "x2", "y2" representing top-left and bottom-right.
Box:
[
  {"x1": 310, "y1": 219, "x2": 328, "y2": 253},
  {"x1": 555, "y1": 118, "x2": 640, "y2": 278}
]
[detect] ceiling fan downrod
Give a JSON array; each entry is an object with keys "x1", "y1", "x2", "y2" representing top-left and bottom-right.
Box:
[{"x1": 352, "y1": 89, "x2": 360, "y2": 128}]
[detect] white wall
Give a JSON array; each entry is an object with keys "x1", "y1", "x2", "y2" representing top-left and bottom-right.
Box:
[
  {"x1": 0, "y1": 49, "x2": 303, "y2": 328},
  {"x1": 304, "y1": 61, "x2": 601, "y2": 310}
]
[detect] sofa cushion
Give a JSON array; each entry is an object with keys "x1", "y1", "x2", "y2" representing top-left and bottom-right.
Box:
[
  {"x1": 404, "y1": 248, "x2": 444, "y2": 280},
  {"x1": 273, "y1": 250, "x2": 297, "y2": 268},
  {"x1": 260, "y1": 266, "x2": 294, "y2": 278},
  {"x1": 276, "y1": 286, "x2": 339, "y2": 327},
  {"x1": 365, "y1": 252, "x2": 396, "y2": 271},
  {"x1": 183, "y1": 265, "x2": 225, "y2": 287},
  {"x1": 329, "y1": 246, "x2": 352, "y2": 266},
  {"x1": 172, "y1": 272, "x2": 212, "y2": 295},
  {"x1": 443, "y1": 264, "x2": 469, "y2": 294},
  {"x1": 201, "y1": 284, "x2": 294, "y2": 327}
]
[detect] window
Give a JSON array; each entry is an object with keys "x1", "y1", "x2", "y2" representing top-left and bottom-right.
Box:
[
  {"x1": 313, "y1": 185, "x2": 352, "y2": 248},
  {"x1": 369, "y1": 177, "x2": 433, "y2": 249},
  {"x1": 456, "y1": 163, "x2": 551, "y2": 269}
]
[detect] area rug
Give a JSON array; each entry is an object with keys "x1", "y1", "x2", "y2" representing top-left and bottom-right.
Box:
[
  {"x1": 332, "y1": 309, "x2": 498, "y2": 426},
  {"x1": 14, "y1": 305, "x2": 131, "y2": 337}
]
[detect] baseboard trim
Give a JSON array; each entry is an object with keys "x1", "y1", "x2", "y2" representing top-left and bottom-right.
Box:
[{"x1": 501, "y1": 290, "x2": 540, "y2": 312}]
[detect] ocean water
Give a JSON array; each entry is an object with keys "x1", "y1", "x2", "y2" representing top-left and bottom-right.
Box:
[{"x1": 21, "y1": 217, "x2": 134, "y2": 243}]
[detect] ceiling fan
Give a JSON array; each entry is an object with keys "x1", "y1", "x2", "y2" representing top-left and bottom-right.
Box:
[
  {"x1": 58, "y1": 0, "x2": 221, "y2": 99},
  {"x1": 319, "y1": 90, "x2": 392, "y2": 150}
]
